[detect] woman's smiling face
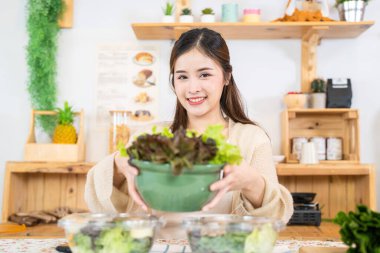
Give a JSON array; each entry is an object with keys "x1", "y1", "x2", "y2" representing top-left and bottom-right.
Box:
[{"x1": 173, "y1": 48, "x2": 226, "y2": 120}]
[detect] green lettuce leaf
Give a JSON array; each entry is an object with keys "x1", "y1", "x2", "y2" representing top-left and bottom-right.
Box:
[{"x1": 122, "y1": 124, "x2": 242, "y2": 174}]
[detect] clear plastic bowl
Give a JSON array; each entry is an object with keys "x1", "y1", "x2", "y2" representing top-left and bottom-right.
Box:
[
  {"x1": 182, "y1": 215, "x2": 285, "y2": 253},
  {"x1": 58, "y1": 213, "x2": 164, "y2": 253}
]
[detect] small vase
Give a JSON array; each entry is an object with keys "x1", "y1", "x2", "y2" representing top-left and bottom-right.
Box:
[
  {"x1": 201, "y1": 14, "x2": 216, "y2": 23},
  {"x1": 311, "y1": 93, "x2": 326, "y2": 108},
  {"x1": 222, "y1": 3, "x2": 239, "y2": 22},
  {"x1": 179, "y1": 15, "x2": 194, "y2": 23},
  {"x1": 162, "y1": 15, "x2": 175, "y2": 23}
]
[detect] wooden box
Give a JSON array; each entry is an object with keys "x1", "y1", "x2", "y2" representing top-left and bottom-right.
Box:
[
  {"x1": 24, "y1": 110, "x2": 85, "y2": 162},
  {"x1": 1, "y1": 162, "x2": 93, "y2": 222},
  {"x1": 282, "y1": 109, "x2": 360, "y2": 164}
]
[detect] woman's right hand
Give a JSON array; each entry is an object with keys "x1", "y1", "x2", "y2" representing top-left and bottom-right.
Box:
[{"x1": 114, "y1": 152, "x2": 148, "y2": 211}]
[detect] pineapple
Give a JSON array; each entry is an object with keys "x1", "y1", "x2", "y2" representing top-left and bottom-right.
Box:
[{"x1": 53, "y1": 101, "x2": 77, "y2": 144}]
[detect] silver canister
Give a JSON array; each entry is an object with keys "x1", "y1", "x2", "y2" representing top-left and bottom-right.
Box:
[
  {"x1": 310, "y1": 137, "x2": 326, "y2": 160},
  {"x1": 327, "y1": 137, "x2": 343, "y2": 160},
  {"x1": 292, "y1": 137, "x2": 308, "y2": 160},
  {"x1": 338, "y1": 0, "x2": 366, "y2": 22}
]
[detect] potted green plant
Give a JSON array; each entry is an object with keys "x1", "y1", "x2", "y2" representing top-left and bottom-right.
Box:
[
  {"x1": 201, "y1": 8, "x2": 216, "y2": 23},
  {"x1": 310, "y1": 78, "x2": 326, "y2": 108},
  {"x1": 120, "y1": 125, "x2": 242, "y2": 212},
  {"x1": 334, "y1": 205, "x2": 380, "y2": 253},
  {"x1": 336, "y1": 0, "x2": 371, "y2": 21},
  {"x1": 162, "y1": 1, "x2": 175, "y2": 23},
  {"x1": 179, "y1": 8, "x2": 194, "y2": 23}
]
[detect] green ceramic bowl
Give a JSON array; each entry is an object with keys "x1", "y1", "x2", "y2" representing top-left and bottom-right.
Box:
[{"x1": 129, "y1": 159, "x2": 224, "y2": 212}]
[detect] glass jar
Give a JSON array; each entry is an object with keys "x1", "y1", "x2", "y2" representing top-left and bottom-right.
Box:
[
  {"x1": 243, "y1": 8, "x2": 261, "y2": 22},
  {"x1": 109, "y1": 110, "x2": 131, "y2": 153},
  {"x1": 286, "y1": 0, "x2": 329, "y2": 17}
]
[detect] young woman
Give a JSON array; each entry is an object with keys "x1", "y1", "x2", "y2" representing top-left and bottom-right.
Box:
[{"x1": 85, "y1": 28, "x2": 293, "y2": 238}]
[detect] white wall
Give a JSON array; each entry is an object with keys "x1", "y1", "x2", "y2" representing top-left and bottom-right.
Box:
[{"x1": 1, "y1": 0, "x2": 379, "y2": 216}]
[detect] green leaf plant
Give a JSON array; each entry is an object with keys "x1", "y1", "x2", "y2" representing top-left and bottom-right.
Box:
[{"x1": 26, "y1": 0, "x2": 64, "y2": 135}]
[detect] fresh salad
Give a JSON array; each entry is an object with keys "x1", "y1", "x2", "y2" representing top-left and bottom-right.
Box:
[
  {"x1": 120, "y1": 125, "x2": 242, "y2": 175},
  {"x1": 188, "y1": 223, "x2": 278, "y2": 253},
  {"x1": 70, "y1": 223, "x2": 153, "y2": 253}
]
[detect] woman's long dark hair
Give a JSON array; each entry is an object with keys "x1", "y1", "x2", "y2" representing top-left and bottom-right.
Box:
[{"x1": 169, "y1": 28, "x2": 256, "y2": 132}]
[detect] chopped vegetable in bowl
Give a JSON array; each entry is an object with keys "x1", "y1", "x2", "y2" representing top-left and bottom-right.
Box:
[
  {"x1": 183, "y1": 215, "x2": 284, "y2": 253},
  {"x1": 58, "y1": 213, "x2": 164, "y2": 253}
]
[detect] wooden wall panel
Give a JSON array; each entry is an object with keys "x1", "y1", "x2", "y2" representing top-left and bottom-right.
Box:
[
  {"x1": 295, "y1": 176, "x2": 313, "y2": 193},
  {"x1": 8, "y1": 174, "x2": 28, "y2": 217},
  {"x1": 76, "y1": 175, "x2": 87, "y2": 210},
  {"x1": 346, "y1": 176, "x2": 357, "y2": 212},
  {"x1": 312, "y1": 176, "x2": 330, "y2": 218},
  {"x1": 26, "y1": 174, "x2": 45, "y2": 211},
  {"x1": 43, "y1": 174, "x2": 62, "y2": 210},
  {"x1": 329, "y1": 176, "x2": 347, "y2": 218},
  {"x1": 60, "y1": 175, "x2": 75, "y2": 208}
]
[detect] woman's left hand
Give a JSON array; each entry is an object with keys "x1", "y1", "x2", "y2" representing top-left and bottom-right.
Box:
[{"x1": 202, "y1": 160, "x2": 266, "y2": 211}]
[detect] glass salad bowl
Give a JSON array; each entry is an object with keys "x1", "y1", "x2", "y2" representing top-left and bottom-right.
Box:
[
  {"x1": 182, "y1": 214, "x2": 285, "y2": 253},
  {"x1": 58, "y1": 213, "x2": 164, "y2": 253}
]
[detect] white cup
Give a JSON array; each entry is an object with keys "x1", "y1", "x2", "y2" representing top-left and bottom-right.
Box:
[{"x1": 300, "y1": 142, "x2": 319, "y2": 164}]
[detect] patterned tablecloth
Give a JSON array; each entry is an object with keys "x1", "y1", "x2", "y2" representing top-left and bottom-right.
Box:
[{"x1": 0, "y1": 238, "x2": 347, "y2": 253}]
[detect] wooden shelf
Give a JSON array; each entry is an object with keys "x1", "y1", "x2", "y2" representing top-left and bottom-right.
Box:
[
  {"x1": 132, "y1": 21, "x2": 374, "y2": 92},
  {"x1": 131, "y1": 21, "x2": 374, "y2": 40},
  {"x1": 5, "y1": 161, "x2": 93, "y2": 174},
  {"x1": 286, "y1": 108, "x2": 358, "y2": 115},
  {"x1": 2, "y1": 162, "x2": 94, "y2": 222},
  {"x1": 278, "y1": 163, "x2": 376, "y2": 218},
  {"x1": 276, "y1": 163, "x2": 373, "y2": 176},
  {"x1": 282, "y1": 109, "x2": 360, "y2": 164}
]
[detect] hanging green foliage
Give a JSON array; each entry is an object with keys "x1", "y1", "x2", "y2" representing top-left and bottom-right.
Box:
[{"x1": 26, "y1": 0, "x2": 64, "y2": 135}]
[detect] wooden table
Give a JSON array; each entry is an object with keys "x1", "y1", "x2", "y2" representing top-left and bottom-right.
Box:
[
  {"x1": 0, "y1": 222, "x2": 341, "y2": 240},
  {"x1": 0, "y1": 222, "x2": 347, "y2": 253}
]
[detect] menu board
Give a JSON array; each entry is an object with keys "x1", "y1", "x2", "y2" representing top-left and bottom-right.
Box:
[{"x1": 96, "y1": 44, "x2": 159, "y2": 127}]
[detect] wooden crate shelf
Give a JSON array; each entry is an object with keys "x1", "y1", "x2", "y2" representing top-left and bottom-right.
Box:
[
  {"x1": 24, "y1": 110, "x2": 85, "y2": 162},
  {"x1": 1, "y1": 162, "x2": 94, "y2": 222},
  {"x1": 131, "y1": 21, "x2": 374, "y2": 40},
  {"x1": 282, "y1": 109, "x2": 360, "y2": 164},
  {"x1": 278, "y1": 163, "x2": 376, "y2": 219}
]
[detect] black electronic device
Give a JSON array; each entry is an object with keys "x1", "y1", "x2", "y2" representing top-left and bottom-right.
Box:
[
  {"x1": 326, "y1": 78, "x2": 352, "y2": 108},
  {"x1": 288, "y1": 192, "x2": 322, "y2": 226}
]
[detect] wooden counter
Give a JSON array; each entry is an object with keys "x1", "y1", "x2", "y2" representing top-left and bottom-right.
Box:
[
  {"x1": 0, "y1": 222, "x2": 341, "y2": 240},
  {"x1": 2, "y1": 161, "x2": 376, "y2": 222}
]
